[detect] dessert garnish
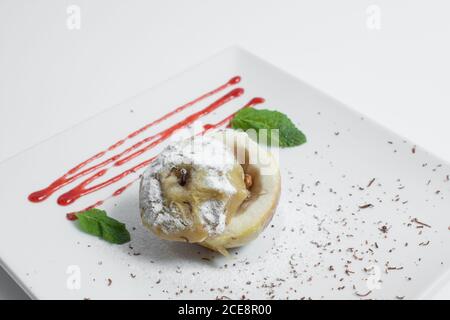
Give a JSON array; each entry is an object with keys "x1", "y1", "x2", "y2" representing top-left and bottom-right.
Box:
[
  {"x1": 74, "y1": 208, "x2": 130, "y2": 244},
  {"x1": 231, "y1": 108, "x2": 307, "y2": 147}
]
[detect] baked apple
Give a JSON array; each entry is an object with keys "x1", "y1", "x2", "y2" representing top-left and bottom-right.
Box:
[{"x1": 139, "y1": 129, "x2": 281, "y2": 255}]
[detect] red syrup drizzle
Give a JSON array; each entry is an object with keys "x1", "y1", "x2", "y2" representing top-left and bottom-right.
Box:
[
  {"x1": 66, "y1": 178, "x2": 138, "y2": 221},
  {"x1": 65, "y1": 97, "x2": 265, "y2": 221},
  {"x1": 28, "y1": 76, "x2": 241, "y2": 203},
  {"x1": 57, "y1": 88, "x2": 245, "y2": 206},
  {"x1": 25, "y1": 74, "x2": 267, "y2": 220}
]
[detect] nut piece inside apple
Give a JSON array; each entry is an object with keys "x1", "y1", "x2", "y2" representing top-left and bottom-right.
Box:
[{"x1": 139, "y1": 129, "x2": 281, "y2": 255}]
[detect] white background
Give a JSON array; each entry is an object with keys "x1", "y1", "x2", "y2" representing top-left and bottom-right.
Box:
[{"x1": 0, "y1": 0, "x2": 449, "y2": 299}]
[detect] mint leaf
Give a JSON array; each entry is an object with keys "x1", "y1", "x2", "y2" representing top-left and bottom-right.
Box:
[
  {"x1": 231, "y1": 108, "x2": 307, "y2": 147},
  {"x1": 75, "y1": 209, "x2": 130, "y2": 244}
]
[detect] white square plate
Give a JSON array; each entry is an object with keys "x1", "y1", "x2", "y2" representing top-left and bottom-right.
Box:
[{"x1": 1, "y1": 47, "x2": 449, "y2": 300}]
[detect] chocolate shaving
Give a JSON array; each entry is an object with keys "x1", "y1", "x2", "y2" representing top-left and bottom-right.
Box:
[
  {"x1": 359, "y1": 204, "x2": 374, "y2": 209},
  {"x1": 387, "y1": 266, "x2": 403, "y2": 271},
  {"x1": 412, "y1": 218, "x2": 431, "y2": 228},
  {"x1": 355, "y1": 290, "x2": 372, "y2": 297},
  {"x1": 379, "y1": 225, "x2": 388, "y2": 233},
  {"x1": 367, "y1": 178, "x2": 376, "y2": 188},
  {"x1": 345, "y1": 269, "x2": 355, "y2": 276}
]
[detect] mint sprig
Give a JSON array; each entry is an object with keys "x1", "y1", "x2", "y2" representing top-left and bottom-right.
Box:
[
  {"x1": 75, "y1": 209, "x2": 130, "y2": 244},
  {"x1": 231, "y1": 108, "x2": 307, "y2": 147}
]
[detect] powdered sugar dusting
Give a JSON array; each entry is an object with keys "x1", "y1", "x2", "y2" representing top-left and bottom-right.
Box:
[{"x1": 139, "y1": 133, "x2": 238, "y2": 237}]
